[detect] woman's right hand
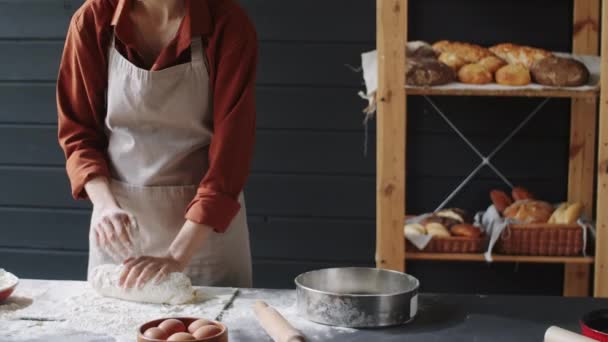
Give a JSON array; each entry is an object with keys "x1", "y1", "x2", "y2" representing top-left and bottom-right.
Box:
[{"x1": 93, "y1": 205, "x2": 137, "y2": 263}]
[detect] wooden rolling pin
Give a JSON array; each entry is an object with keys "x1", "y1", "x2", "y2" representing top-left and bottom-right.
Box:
[
  {"x1": 544, "y1": 326, "x2": 596, "y2": 342},
  {"x1": 254, "y1": 300, "x2": 306, "y2": 342}
]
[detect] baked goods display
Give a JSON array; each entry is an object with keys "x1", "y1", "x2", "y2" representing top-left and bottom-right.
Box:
[
  {"x1": 530, "y1": 56, "x2": 590, "y2": 87},
  {"x1": 489, "y1": 186, "x2": 584, "y2": 224},
  {"x1": 404, "y1": 40, "x2": 592, "y2": 89},
  {"x1": 406, "y1": 57, "x2": 455, "y2": 86},
  {"x1": 405, "y1": 208, "x2": 482, "y2": 239},
  {"x1": 489, "y1": 186, "x2": 586, "y2": 256}
]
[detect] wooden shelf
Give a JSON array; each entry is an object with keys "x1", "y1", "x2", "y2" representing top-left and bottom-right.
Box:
[
  {"x1": 406, "y1": 252, "x2": 594, "y2": 264},
  {"x1": 405, "y1": 85, "x2": 600, "y2": 98}
]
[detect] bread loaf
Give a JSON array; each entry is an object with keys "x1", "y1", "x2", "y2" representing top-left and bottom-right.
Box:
[
  {"x1": 478, "y1": 56, "x2": 507, "y2": 74},
  {"x1": 530, "y1": 56, "x2": 590, "y2": 87},
  {"x1": 458, "y1": 64, "x2": 493, "y2": 84},
  {"x1": 425, "y1": 223, "x2": 451, "y2": 238},
  {"x1": 549, "y1": 202, "x2": 583, "y2": 224},
  {"x1": 407, "y1": 41, "x2": 438, "y2": 59},
  {"x1": 503, "y1": 200, "x2": 554, "y2": 224},
  {"x1": 489, "y1": 43, "x2": 552, "y2": 68},
  {"x1": 439, "y1": 52, "x2": 467, "y2": 71},
  {"x1": 450, "y1": 224, "x2": 482, "y2": 238},
  {"x1": 406, "y1": 58, "x2": 456, "y2": 86},
  {"x1": 512, "y1": 187, "x2": 534, "y2": 201},
  {"x1": 404, "y1": 223, "x2": 426, "y2": 236},
  {"x1": 495, "y1": 64, "x2": 532, "y2": 86},
  {"x1": 432, "y1": 40, "x2": 492, "y2": 63},
  {"x1": 490, "y1": 190, "x2": 513, "y2": 214}
]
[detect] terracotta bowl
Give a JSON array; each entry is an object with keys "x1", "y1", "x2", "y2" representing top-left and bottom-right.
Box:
[
  {"x1": 138, "y1": 317, "x2": 228, "y2": 342},
  {"x1": 581, "y1": 309, "x2": 608, "y2": 341},
  {"x1": 0, "y1": 276, "x2": 18, "y2": 302}
]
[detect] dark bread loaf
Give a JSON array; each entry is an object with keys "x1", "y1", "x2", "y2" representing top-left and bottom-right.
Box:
[
  {"x1": 530, "y1": 56, "x2": 590, "y2": 87},
  {"x1": 406, "y1": 58, "x2": 455, "y2": 86},
  {"x1": 407, "y1": 41, "x2": 438, "y2": 59}
]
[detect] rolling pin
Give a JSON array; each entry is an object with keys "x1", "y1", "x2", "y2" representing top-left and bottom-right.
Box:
[
  {"x1": 544, "y1": 326, "x2": 596, "y2": 342},
  {"x1": 253, "y1": 300, "x2": 306, "y2": 342}
]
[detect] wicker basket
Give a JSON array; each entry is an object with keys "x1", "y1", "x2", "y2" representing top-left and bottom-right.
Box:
[
  {"x1": 495, "y1": 223, "x2": 583, "y2": 256},
  {"x1": 407, "y1": 236, "x2": 484, "y2": 253}
]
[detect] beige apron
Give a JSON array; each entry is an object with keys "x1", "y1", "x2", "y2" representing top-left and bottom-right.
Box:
[{"x1": 87, "y1": 36, "x2": 252, "y2": 287}]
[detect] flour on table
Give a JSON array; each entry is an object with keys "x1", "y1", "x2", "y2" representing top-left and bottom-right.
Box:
[
  {"x1": 90, "y1": 264, "x2": 196, "y2": 305},
  {"x1": 0, "y1": 280, "x2": 235, "y2": 342},
  {"x1": 0, "y1": 269, "x2": 18, "y2": 290}
]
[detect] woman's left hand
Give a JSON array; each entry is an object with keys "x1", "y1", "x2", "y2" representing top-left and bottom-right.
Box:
[{"x1": 119, "y1": 255, "x2": 185, "y2": 289}]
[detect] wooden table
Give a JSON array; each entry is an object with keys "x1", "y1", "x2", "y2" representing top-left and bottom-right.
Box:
[{"x1": 1, "y1": 280, "x2": 607, "y2": 341}]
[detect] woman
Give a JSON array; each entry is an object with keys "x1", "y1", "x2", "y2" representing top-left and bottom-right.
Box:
[{"x1": 57, "y1": 0, "x2": 257, "y2": 289}]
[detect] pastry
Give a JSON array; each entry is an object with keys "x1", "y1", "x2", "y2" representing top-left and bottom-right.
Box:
[
  {"x1": 549, "y1": 202, "x2": 583, "y2": 224},
  {"x1": 407, "y1": 41, "x2": 438, "y2": 59},
  {"x1": 512, "y1": 187, "x2": 534, "y2": 201},
  {"x1": 439, "y1": 52, "x2": 467, "y2": 71},
  {"x1": 495, "y1": 64, "x2": 532, "y2": 86},
  {"x1": 478, "y1": 56, "x2": 507, "y2": 74},
  {"x1": 450, "y1": 224, "x2": 482, "y2": 238},
  {"x1": 436, "y1": 208, "x2": 467, "y2": 223},
  {"x1": 90, "y1": 264, "x2": 196, "y2": 304},
  {"x1": 503, "y1": 200, "x2": 554, "y2": 224},
  {"x1": 421, "y1": 215, "x2": 460, "y2": 229},
  {"x1": 548, "y1": 203, "x2": 568, "y2": 224},
  {"x1": 490, "y1": 190, "x2": 513, "y2": 214},
  {"x1": 404, "y1": 223, "x2": 426, "y2": 236},
  {"x1": 406, "y1": 57, "x2": 456, "y2": 86},
  {"x1": 458, "y1": 63, "x2": 493, "y2": 84},
  {"x1": 564, "y1": 202, "x2": 584, "y2": 224},
  {"x1": 425, "y1": 222, "x2": 451, "y2": 238},
  {"x1": 530, "y1": 56, "x2": 590, "y2": 87},
  {"x1": 489, "y1": 43, "x2": 553, "y2": 68},
  {"x1": 432, "y1": 40, "x2": 493, "y2": 63}
]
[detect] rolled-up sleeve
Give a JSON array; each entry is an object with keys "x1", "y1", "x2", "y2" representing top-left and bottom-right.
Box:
[
  {"x1": 57, "y1": 15, "x2": 110, "y2": 199},
  {"x1": 185, "y1": 15, "x2": 258, "y2": 232}
]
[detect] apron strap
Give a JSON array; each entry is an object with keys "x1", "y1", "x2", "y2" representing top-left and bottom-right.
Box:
[{"x1": 191, "y1": 38, "x2": 204, "y2": 66}]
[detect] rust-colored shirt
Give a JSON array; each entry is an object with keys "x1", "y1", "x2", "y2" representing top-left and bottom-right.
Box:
[{"x1": 57, "y1": 0, "x2": 257, "y2": 232}]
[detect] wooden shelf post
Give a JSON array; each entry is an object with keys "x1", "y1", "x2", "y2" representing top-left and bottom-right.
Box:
[
  {"x1": 596, "y1": 0, "x2": 608, "y2": 298},
  {"x1": 565, "y1": 0, "x2": 600, "y2": 297},
  {"x1": 376, "y1": 0, "x2": 407, "y2": 272}
]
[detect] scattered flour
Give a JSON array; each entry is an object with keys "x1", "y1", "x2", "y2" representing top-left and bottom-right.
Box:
[
  {"x1": 0, "y1": 280, "x2": 235, "y2": 342},
  {"x1": 0, "y1": 269, "x2": 18, "y2": 290},
  {"x1": 90, "y1": 264, "x2": 196, "y2": 305},
  {"x1": 222, "y1": 289, "x2": 357, "y2": 342}
]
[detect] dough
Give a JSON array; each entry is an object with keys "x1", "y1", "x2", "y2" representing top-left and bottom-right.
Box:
[{"x1": 90, "y1": 264, "x2": 196, "y2": 305}]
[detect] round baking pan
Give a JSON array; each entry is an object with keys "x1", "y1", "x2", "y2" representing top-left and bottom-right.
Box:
[
  {"x1": 295, "y1": 267, "x2": 419, "y2": 328},
  {"x1": 581, "y1": 309, "x2": 608, "y2": 341}
]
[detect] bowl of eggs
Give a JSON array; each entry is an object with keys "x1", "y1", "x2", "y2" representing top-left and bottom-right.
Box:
[{"x1": 138, "y1": 317, "x2": 227, "y2": 342}]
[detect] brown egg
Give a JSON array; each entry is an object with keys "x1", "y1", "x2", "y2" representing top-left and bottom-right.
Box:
[
  {"x1": 188, "y1": 319, "x2": 213, "y2": 333},
  {"x1": 192, "y1": 325, "x2": 222, "y2": 339},
  {"x1": 159, "y1": 319, "x2": 187, "y2": 336},
  {"x1": 144, "y1": 327, "x2": 169, "y2": 340},
  {"x1": 167, "y1": 332, "x2": 196, "y2": 341}
]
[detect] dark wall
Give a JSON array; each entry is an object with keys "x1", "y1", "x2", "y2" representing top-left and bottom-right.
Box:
[{"x1": 0, "y1": 0, "x2": 578, "y2": 295}]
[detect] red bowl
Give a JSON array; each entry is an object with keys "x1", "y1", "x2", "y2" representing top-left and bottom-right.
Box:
[
  {"x1": 0, "y1": 279, "x2": 18, "y2": 302},
  {"x1": 581, "y1": 309, "x2": 608, "y2": 341}
]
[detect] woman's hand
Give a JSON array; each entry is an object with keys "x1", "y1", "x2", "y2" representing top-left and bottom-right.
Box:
[
  {"x1": 93, "y1": 205, "x2": 137, "y2": 262},
  {"x1": 119, "y1": 255, "x2": 185, "y2": 289}
]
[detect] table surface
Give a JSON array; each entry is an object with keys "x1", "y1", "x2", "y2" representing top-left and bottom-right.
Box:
[{"x1": 1, "y1": 279, "x2": 607, "y2": 342}]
